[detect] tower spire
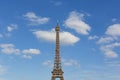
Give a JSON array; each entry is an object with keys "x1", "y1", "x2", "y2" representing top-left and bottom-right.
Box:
[{"x1": 51, "y1": 23, "x2": 64, "y2": 80}]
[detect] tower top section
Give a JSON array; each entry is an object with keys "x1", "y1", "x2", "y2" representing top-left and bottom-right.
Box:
[{"x1": 55, "y1": 22, "x2": 60, "y2": 31}]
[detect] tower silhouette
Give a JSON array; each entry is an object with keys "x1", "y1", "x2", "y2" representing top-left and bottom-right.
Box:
[{"x1": 51, "y1": 23, "x2": 64, "y2": 80}]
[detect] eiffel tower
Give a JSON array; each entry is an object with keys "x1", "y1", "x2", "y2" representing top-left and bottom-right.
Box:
[{"x1": 51, "y1": 23, "x2": 64, "y2": 80}]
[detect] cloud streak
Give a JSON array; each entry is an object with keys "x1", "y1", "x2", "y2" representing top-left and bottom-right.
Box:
[
  {"x1": 43, "y1": 59, "x2": 80, "y2": 68},
  {"x1": 88, "y1": 35, "x2": 99, "y2": 40},
  {"x1": 23, "y1": 12, "x2": 50, "y2": 26},
  {"x1": 7, "y1": 24, "x2": 18, "y2": 32},
  {"x1": 62, "y1": 59, "x2": 80, "y2": 68},
  {"x1": 22, "y1": 49, "x2": 40, "y2": 59}
]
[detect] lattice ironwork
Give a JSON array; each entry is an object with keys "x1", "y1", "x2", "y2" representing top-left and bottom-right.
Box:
[{"x1": 51, "y1": 23, "x2": 64, "y2": 80}]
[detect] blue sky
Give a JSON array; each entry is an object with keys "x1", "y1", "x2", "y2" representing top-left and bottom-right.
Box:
[{"x1": 0, "y1": 0, "x2": 120, "y2": 80}]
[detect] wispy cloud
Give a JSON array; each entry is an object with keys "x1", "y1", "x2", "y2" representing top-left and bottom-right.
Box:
[
  {"x1": 7, "y1": 24, "x2": 18, "y2": 32},
  {"x1": 2, "y1": 24, "x2": 18, "y2": 37},
  {"x1": 97, "y1": 37, "x2": 114, "y2": 44},
  {"x1": 23, "y1": 12, "x2": 50, "y2": 26},
  {"x1": 88, "y1": 35, "x2": 99, "y2": 40},
  {"x1": 43, "y1": 59, "x2": 80, "y2": 68},
  {"x1": 100, "y1": 43, "x2": 119, "y2": 58},
  {"x1": 97, "y1": 24, "x2": 120, "y2": 58},
  {"x1": 42, "y1": 60, "x2": 53, "y2": 67},
  {"x1": 50, "y1": 1, "x2": 62, "y2": 6},
  {"x1": 0, "y1": 65, "x2": 7, "y2": 75},
  {"x1": 104, "y1": 60, "x2": 120, "y2": 80},
  {"x1": 0, "y1": 43, "x2": 40, "y2": 59},
  {"x1": 22, "y1": 55, "x2": 32, "y2": 59},
  {"x1": 62, "y1": 59, "x2": 80, "y2": 68},
  {"x1": 22, "y1": 49, "x2": 40, "y2": 55},
  {"x1": 64, "y1": 11, "x2": 91, "y2": 35},
  {"x1": 22, "y1": 49, "x2": 40, "y2": 59},
  {"x1": 33, "y1": 29, "x2": 80, "y2": 45},
  {"x1": 0, "y1": 44, "x2": 20, "y2": 55},
  {"x1": 21, "y1": 48, "x2": 40, "y2": 59},
  {"x1": 70, "y1": 63, "x2": 120, "y2": 80}
]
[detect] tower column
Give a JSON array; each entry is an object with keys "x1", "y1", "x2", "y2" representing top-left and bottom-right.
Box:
[{"x1": 51, "y1": 23, "x2": 64, "y2": 80}]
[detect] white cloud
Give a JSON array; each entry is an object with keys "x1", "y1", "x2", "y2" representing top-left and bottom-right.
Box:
[
  {"x1": 22, "y1": 49, "x2": 40, "y2": 59},
  {"x1": 106, "y1": 24, "x2": 120, "y2": 37},
  {"x1": 23, "y1": 12, "x2": 49, "y2": 25},
  {"x1": 97, "y1": 24, "x2": 120, "y2": 58},
  {"x1": 62, "y1": 59, "x2": 80, "y2": 68},
  {"x1": 64, "y1": 11, "x2": 91, "y2": 35},
  {"x1": 105, "y1": 42, "x2": 120, "y2": 48},
  {"x1": 100, "y1": 46, "x2": 118, "y2": 58},
  {"x1": 0, "y1": 44, "x2": 40, "y2": 59},
  {"x1": 88, "y1": 35, "x2": 99, "y2": 40},
  {"x1": 22, "y1": 49, "x2": 40, "y2": 55},
  {"x1": 7, "y1": 24, "x2": 18, "y2": 32},
  {"x1": 22, "y1": 55, "x2": 32, "y2": 59},
  {"x1": 0, "y1": 44, "x2": 20, "y2": 55},
  {"x1": 33, "y1": 30, "x2": 80, "y2": 45},
  {"x1": 100, "y1": 42, "x2": 120, "y2": 58},
  {"x1": 97, "y1": 37, "x2": 114, "y2": 44}
]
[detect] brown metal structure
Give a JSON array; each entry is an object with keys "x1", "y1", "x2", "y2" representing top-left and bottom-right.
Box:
[{"x1": 51, "y1": 23, "x2": 64, "y2": 80}]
